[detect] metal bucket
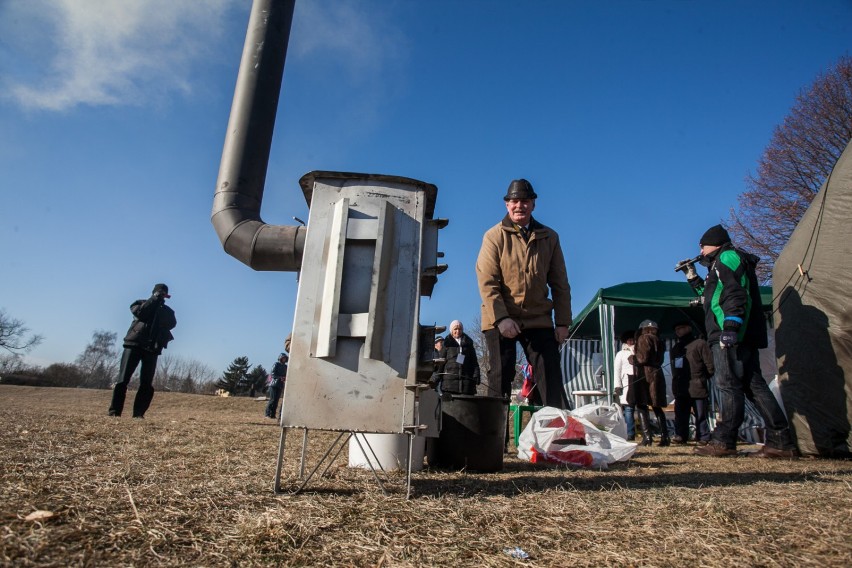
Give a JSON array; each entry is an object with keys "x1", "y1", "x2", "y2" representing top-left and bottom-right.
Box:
[{"x1": 428, "y1": 395, "x2": 508, "y2": 472}]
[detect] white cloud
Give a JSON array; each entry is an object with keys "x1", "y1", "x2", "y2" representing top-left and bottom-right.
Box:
[
  {"x1": 292, "y1": 1, "x2": 406, "y2": 81},
  {"x1": 1, "y1": 0, "x2": 236, "y2": 112},
  {"x1": 0, "y1": 0, "x2": 406, "y2": 113}
]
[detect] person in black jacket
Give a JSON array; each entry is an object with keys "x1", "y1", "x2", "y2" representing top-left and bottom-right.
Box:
[
  {"x1": 670, "y1": 322, "x2": 714, "y2": 445},
  {"x1": 108, "y1": 283, "x2": 177, "y2": 418},
  {"x1": 433, "y1": 320, "x2": 481, "y2": 395},
  {"x1": 265, "y1": 352, "x2": 288, "y2": 419},
  {"x1": 687, "y1": 225, "x2": 797, "y2": 458}
]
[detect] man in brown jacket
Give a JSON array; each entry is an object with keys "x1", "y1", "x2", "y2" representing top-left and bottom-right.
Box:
[{"x1": 475, "y1": 179, "x2": 572, "y2": 408}]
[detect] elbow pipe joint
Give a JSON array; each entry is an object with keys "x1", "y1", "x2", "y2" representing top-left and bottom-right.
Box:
[{"x1": 211, "y1": 0, "x2": 304, "y2": 272}]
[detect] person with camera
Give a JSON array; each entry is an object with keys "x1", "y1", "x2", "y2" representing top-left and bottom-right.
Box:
[
  {"x1": 476, "y1": 179, "x2": 572, "y2": 408},
  {"x1": 686, "y1": 225, "x2": 797, "y2": 458},
  {"x1": 108, "y1": 283, "x2": 177, "y2": 418}
]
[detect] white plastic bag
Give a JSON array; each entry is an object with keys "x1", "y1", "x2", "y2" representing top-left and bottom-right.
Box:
[
  {"x1": 571, "y1": 403, "x2": 628, "y2": 440},
  {"x1": 517, "y1": 405, "x2": 637, "y2": 468}
]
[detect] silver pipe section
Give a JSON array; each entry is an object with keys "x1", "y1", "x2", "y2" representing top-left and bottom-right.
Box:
[{"x1": 211, "y1": 0, "x2": 305, "y2": 271}]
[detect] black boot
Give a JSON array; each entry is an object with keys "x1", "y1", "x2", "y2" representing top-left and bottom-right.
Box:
[
  {"x1": 654, "y1": 407, "x2": 670, "y2": 447},
  {"x1": 637, "y1": 407, "x2": 652, "y2": 446}
]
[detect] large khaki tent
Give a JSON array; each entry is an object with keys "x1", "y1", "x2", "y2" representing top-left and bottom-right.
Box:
[{"x1": 773, "y1": 138, "x2": 852, "y2": 457}]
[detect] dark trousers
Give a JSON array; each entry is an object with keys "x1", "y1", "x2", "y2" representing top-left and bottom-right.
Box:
[
  {"x1": 711, "y1": 343, "x2": 794, "y2": 449},
  {"x1": 694, "y1": 398, "x2": 710, "y2": 441},
  {"x1": 484, "y1": 327, "x2": 568, "y2": 409},
  {"x1": 673, "y1": 393, "x2": 693, "y2": 440},
  {"x1": 674, "y1": 395, "x2": 711, "y2": 441},
  {"x1": 265, "y1": 383, "x2": 283, "y2": 418},
  {"x1": 109, "y1": 347, "x2": 158, "y2": 417}
]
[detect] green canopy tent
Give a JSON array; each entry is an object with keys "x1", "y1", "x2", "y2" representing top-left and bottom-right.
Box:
[{"x1": 566, "y1": 280, "x2": 773, "y2": 401}]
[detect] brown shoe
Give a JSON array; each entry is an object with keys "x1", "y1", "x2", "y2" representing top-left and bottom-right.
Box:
[
  {"x1": 747, "y1": 446, "x2": 799, "y2": 459},
  {"x1": 693, "y1": 442, "x2": 737, "y2": 457}
]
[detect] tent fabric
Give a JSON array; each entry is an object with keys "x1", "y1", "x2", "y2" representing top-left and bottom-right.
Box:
[
  {"x1": 559, "y1": 337, "x2": 682, "y2": 438},
  {"x1": 773, "y1": 137, "x2": 852, "y2": 458},
  {"x1": 560, "y1": 339, "x2": 605, "y2": 410},
  {"x1": 566, "y1": 280, "x2": 772, "y2": 443}
]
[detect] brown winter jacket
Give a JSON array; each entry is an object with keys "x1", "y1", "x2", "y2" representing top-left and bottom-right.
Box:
[
  {"x1": 634, "y1": 329, "x2": 668, "y2": 408},
  {"x1": 476, "y1": 215, "x2": 572, "y2": 330}
]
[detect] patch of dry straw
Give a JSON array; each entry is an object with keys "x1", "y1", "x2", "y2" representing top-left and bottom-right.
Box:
[{"x1": 1, "y1": 385, "x2": 851, "y2": 567}]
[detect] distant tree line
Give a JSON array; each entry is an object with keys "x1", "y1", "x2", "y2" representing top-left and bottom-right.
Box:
[
  {"x1": 1, "y1": 308, "x2": 271, "y2": 397},
  {"x1": 0, "y1": 325, "x2": 223, "y2": 395}
]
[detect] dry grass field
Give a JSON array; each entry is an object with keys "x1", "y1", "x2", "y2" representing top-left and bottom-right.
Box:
[{"x1": 1, "y1": 384, "x2": 851, "y2": 567}]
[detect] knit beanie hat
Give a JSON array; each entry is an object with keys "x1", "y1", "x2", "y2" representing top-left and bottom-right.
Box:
[{"x1": 699, "y1": 224, "x2": 731, "y2": 246}]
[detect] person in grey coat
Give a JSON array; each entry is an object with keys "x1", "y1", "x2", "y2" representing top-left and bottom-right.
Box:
[{"x1": 108, "y1": 283, "x2": 176, "y2": 418}]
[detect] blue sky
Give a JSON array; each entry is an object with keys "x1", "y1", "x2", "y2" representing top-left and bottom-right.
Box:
[{"x1": 1, "y1": 0, "x2": 850, "y2": 375}]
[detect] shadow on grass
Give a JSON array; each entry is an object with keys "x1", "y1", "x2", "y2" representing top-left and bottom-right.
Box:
[
  {"x1": 274, "y1": 468, "x2": 837, "y2": 500},
  {"x1": 409, "y1": 467, "x2": 844, "y2": 498},
  {"x1": 270, "y1": 455, "x2": 850, "y2": 499}
]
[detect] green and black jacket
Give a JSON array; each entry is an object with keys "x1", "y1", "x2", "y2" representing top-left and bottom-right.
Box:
[{"x1": 694, "y1": 244, "x2": 768, "y2": 349}]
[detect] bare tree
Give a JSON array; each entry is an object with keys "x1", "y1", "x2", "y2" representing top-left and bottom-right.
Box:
[
  {"x1": 0, "y1": 308, "x2": 44, "y2": 353},
  {"x1": 153, "y1": 352, "x2": 176, "y2": 392},
  {"x1": 181, "y1": 358, "x2": 218, "y2": 390},
  {"x1": 469, "y1": 314, "x2": 489, "y2": 377},
  {"x1": 154, "y1": 353, "x2": 218, "y2": 394},
  {"x1": 0, "y1": 353, "x2": 28, "y2": 375},
  {"x1": 75, "y1": 330, "x2": 120, "y2": 389},
  {"x1": 469, "y1": 313, "x2": 526, "y2": 397},
  {"x1": 728, "y1": 56, "x2": 852, "y2": 281}
]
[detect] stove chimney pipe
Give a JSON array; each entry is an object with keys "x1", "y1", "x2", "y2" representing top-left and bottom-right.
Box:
[{"x1": 211, "y1": 0, "x2": 305, "y2": 271}]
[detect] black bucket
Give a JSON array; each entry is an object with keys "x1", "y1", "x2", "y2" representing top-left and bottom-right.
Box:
[{"x1": 428, "y1": 394, "x2": 508, "y2": 472}]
